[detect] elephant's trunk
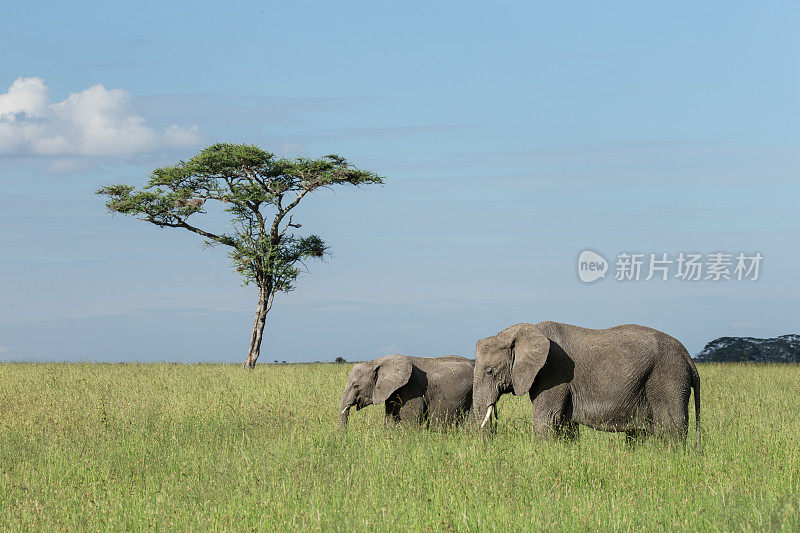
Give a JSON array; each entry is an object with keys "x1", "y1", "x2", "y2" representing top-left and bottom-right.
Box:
[
  {"x1": 339, "y1": 406, "x2": 351, "y2": 430},
  {"x1": 473, "y1": 377, "x2": 500, "y2": 435},
  {"x1": 338, "y1": 387, "x2": 355, "y2": 430}
]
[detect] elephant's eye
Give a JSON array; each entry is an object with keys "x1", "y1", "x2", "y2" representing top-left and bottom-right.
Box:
[{"x1": 485, "y1": 368, "x2": 493, "y2": 375}]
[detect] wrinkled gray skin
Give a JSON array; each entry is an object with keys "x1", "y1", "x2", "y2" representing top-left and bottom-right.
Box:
[
  {"x1": 473, "y1": 322, "x2": 701, "y2": 444},
  {"x1": 339, "y1": 355, "x2": 474, "y2": 430}
]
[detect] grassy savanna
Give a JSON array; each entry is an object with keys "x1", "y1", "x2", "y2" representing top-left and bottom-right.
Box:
[{"x1": 0, "y1": 363, "x2": 797, "y2": 531}]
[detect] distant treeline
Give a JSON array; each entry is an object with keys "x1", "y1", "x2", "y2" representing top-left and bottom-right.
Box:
[{"x1": 696, "y1": 334, "x2": 800, "y2": 363}]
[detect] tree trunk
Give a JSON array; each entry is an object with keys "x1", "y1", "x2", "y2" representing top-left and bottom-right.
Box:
[{"x1": 242, "y1": 287, "x2": 271, "y2": 369}]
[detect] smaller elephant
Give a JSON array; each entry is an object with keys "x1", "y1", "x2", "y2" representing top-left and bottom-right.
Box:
[{"x1": 338, "y1": 354, "x2": 474, "y2": 429}]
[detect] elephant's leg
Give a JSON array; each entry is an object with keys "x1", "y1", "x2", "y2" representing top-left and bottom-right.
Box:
[
  {"x1": 428, "y1": 397, "x2": 469, "y2": 430},
  {"x1": 419, "y1": 397, "x2": 430, "y2": 427},
  {"x1": 392, "y1": 397, "x2": 426, "y2": 427},
  {"x1": 530, "y1": 383, "x2": 574, "y2": 440},
  {"x1": 645, "y1": 369, "x2": 691, "y2": 444},
  {"x1": 625, "y1": 429, "x2": 645, "y2": 446},
  {"x1": 531, "y1": 419, "x2": 551, "y2": 439},
  {"x1": 649, "y1": 409, "x2": 688, "y2": 444},
  {"x1": 418, "y1": 398, "x2": 430, "y2": 429},
  {"x1": 384, "y1": 401, "x2": 403, "y2": 427},
  {"x1": 531, "y1": 417, "x2": 577, "y2": 440},
  {"x1": 646, "y1": 391, "x2": 690, "y2": 444},
  {"x1": 562, "y1": 420, "x2": 580, "y2": 441}
]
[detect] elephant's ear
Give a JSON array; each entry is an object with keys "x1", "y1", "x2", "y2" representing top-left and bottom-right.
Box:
[
  {"x1": 372, "y1": 355, "x2": 413, "y2": 404},
  {"x1": 511, "y1": 324, "x2": 551, "y2": 396}
]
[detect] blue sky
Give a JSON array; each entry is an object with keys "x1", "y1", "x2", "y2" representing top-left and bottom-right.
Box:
[{"x1": 1, "y1": 2, "x2": 798, "y2": 362}]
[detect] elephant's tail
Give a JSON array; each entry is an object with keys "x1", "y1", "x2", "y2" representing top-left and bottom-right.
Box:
[
  {"x1": 692, "y1": 370, "x2": 701, "y2": 450},
  {"x1": 686, "y1": 352, "x2": 701, "y2": 450}
]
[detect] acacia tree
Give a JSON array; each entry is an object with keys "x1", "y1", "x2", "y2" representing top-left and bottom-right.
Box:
[{"x1": 98, "y1": 143, "x2": 383, "y2": 368}]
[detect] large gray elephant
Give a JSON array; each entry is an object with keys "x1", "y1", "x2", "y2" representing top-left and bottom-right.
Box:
[
  {"x1": 473, "y1": 322, "x2": 701, "y2": 444},
  {"x1": 338, "y1": 354, "x2": 474, "y2": 429}
]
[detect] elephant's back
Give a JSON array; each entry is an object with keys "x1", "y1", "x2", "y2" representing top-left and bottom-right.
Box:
[
  {"x1": 410, "y1": 355, "x2": 474, "y2": 372},
  {"x1": 414, "y1": 354, "x2": 473, "y2": 363},
  {"x1": 541, "y1": 321, "x2": 686, "y2": 359},
  {"x1": 436, "y1": 355, "x2": 475, "y2": 370},
  {"x1": 411, "y1": 356, "x2": 473, "y2": 393}
]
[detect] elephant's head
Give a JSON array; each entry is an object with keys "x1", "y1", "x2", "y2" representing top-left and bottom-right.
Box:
[
  {"x1": 338, "y1": 355, "x2": 413, "y2": 430},
  {"x1": 473, "y1": 323, "x2": 551, "y2": 433}
]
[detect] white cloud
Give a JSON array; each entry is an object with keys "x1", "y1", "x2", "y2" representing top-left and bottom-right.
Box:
[
  {"x1": 0, "y1": 77, "x2": 49, "y2": 118},
  {"x1": 0, "y1": 77, "x2": 201, "y2": 157}
]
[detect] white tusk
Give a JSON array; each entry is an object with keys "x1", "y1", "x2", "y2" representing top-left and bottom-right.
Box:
[
  {"x1": 340, "y1": 407, "x2": 349, "y2": 415},
  {"x1": 480, "y1": 405, "x2": 494, "y2": 429}
]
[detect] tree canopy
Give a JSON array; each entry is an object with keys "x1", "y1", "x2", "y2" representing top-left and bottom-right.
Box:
[{"x1": 98, "y1": 143, "x2": 384, "y2": 367}]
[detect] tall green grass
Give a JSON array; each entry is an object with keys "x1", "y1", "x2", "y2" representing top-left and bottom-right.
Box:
[{"x1": 0, "y1": 363, "x2": 797, "y2": 530}]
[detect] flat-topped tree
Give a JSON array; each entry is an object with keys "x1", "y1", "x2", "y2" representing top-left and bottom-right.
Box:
[{"x1": 98, "y1": 143, "x2": 383, "y2": 368}]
